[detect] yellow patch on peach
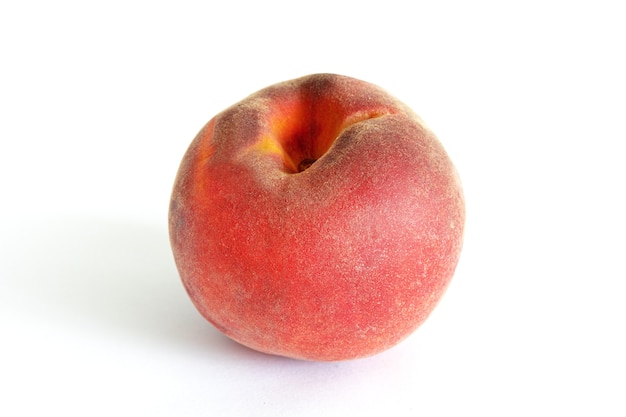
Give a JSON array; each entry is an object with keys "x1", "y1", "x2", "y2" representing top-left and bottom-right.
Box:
[
  {"x1": 248, "y1": 135, "x2": 298, "y2": 173},
  {"x1": 251, "y1": 135, "x2": 283, "y2": 156}
]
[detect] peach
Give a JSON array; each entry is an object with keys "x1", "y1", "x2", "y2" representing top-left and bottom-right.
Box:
[{"x1": 169, "y1": 74, "x2": 465, "y2": 361}]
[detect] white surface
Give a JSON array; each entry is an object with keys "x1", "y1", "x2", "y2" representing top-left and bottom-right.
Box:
[{"x1": 1, "y1": 1, "x2": 625, "y2": 415}]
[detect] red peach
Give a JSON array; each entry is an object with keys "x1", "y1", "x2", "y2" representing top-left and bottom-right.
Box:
[{"x1": 169, "y1": 74, "x2": 465, "y2": 361}]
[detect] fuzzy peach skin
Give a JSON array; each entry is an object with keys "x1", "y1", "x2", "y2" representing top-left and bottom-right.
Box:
[{"x1": 168, "y1": 74, "x2": 465, "y2": 361}]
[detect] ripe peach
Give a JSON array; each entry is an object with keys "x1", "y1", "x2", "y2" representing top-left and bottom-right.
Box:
[{"x1": 169, "y1": 74, "x2": 465, "y2": 361}]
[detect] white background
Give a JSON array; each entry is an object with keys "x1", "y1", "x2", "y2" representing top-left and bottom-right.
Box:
[{"x1": 1, "y1": 1, "x2": 624, "y2": 415}]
